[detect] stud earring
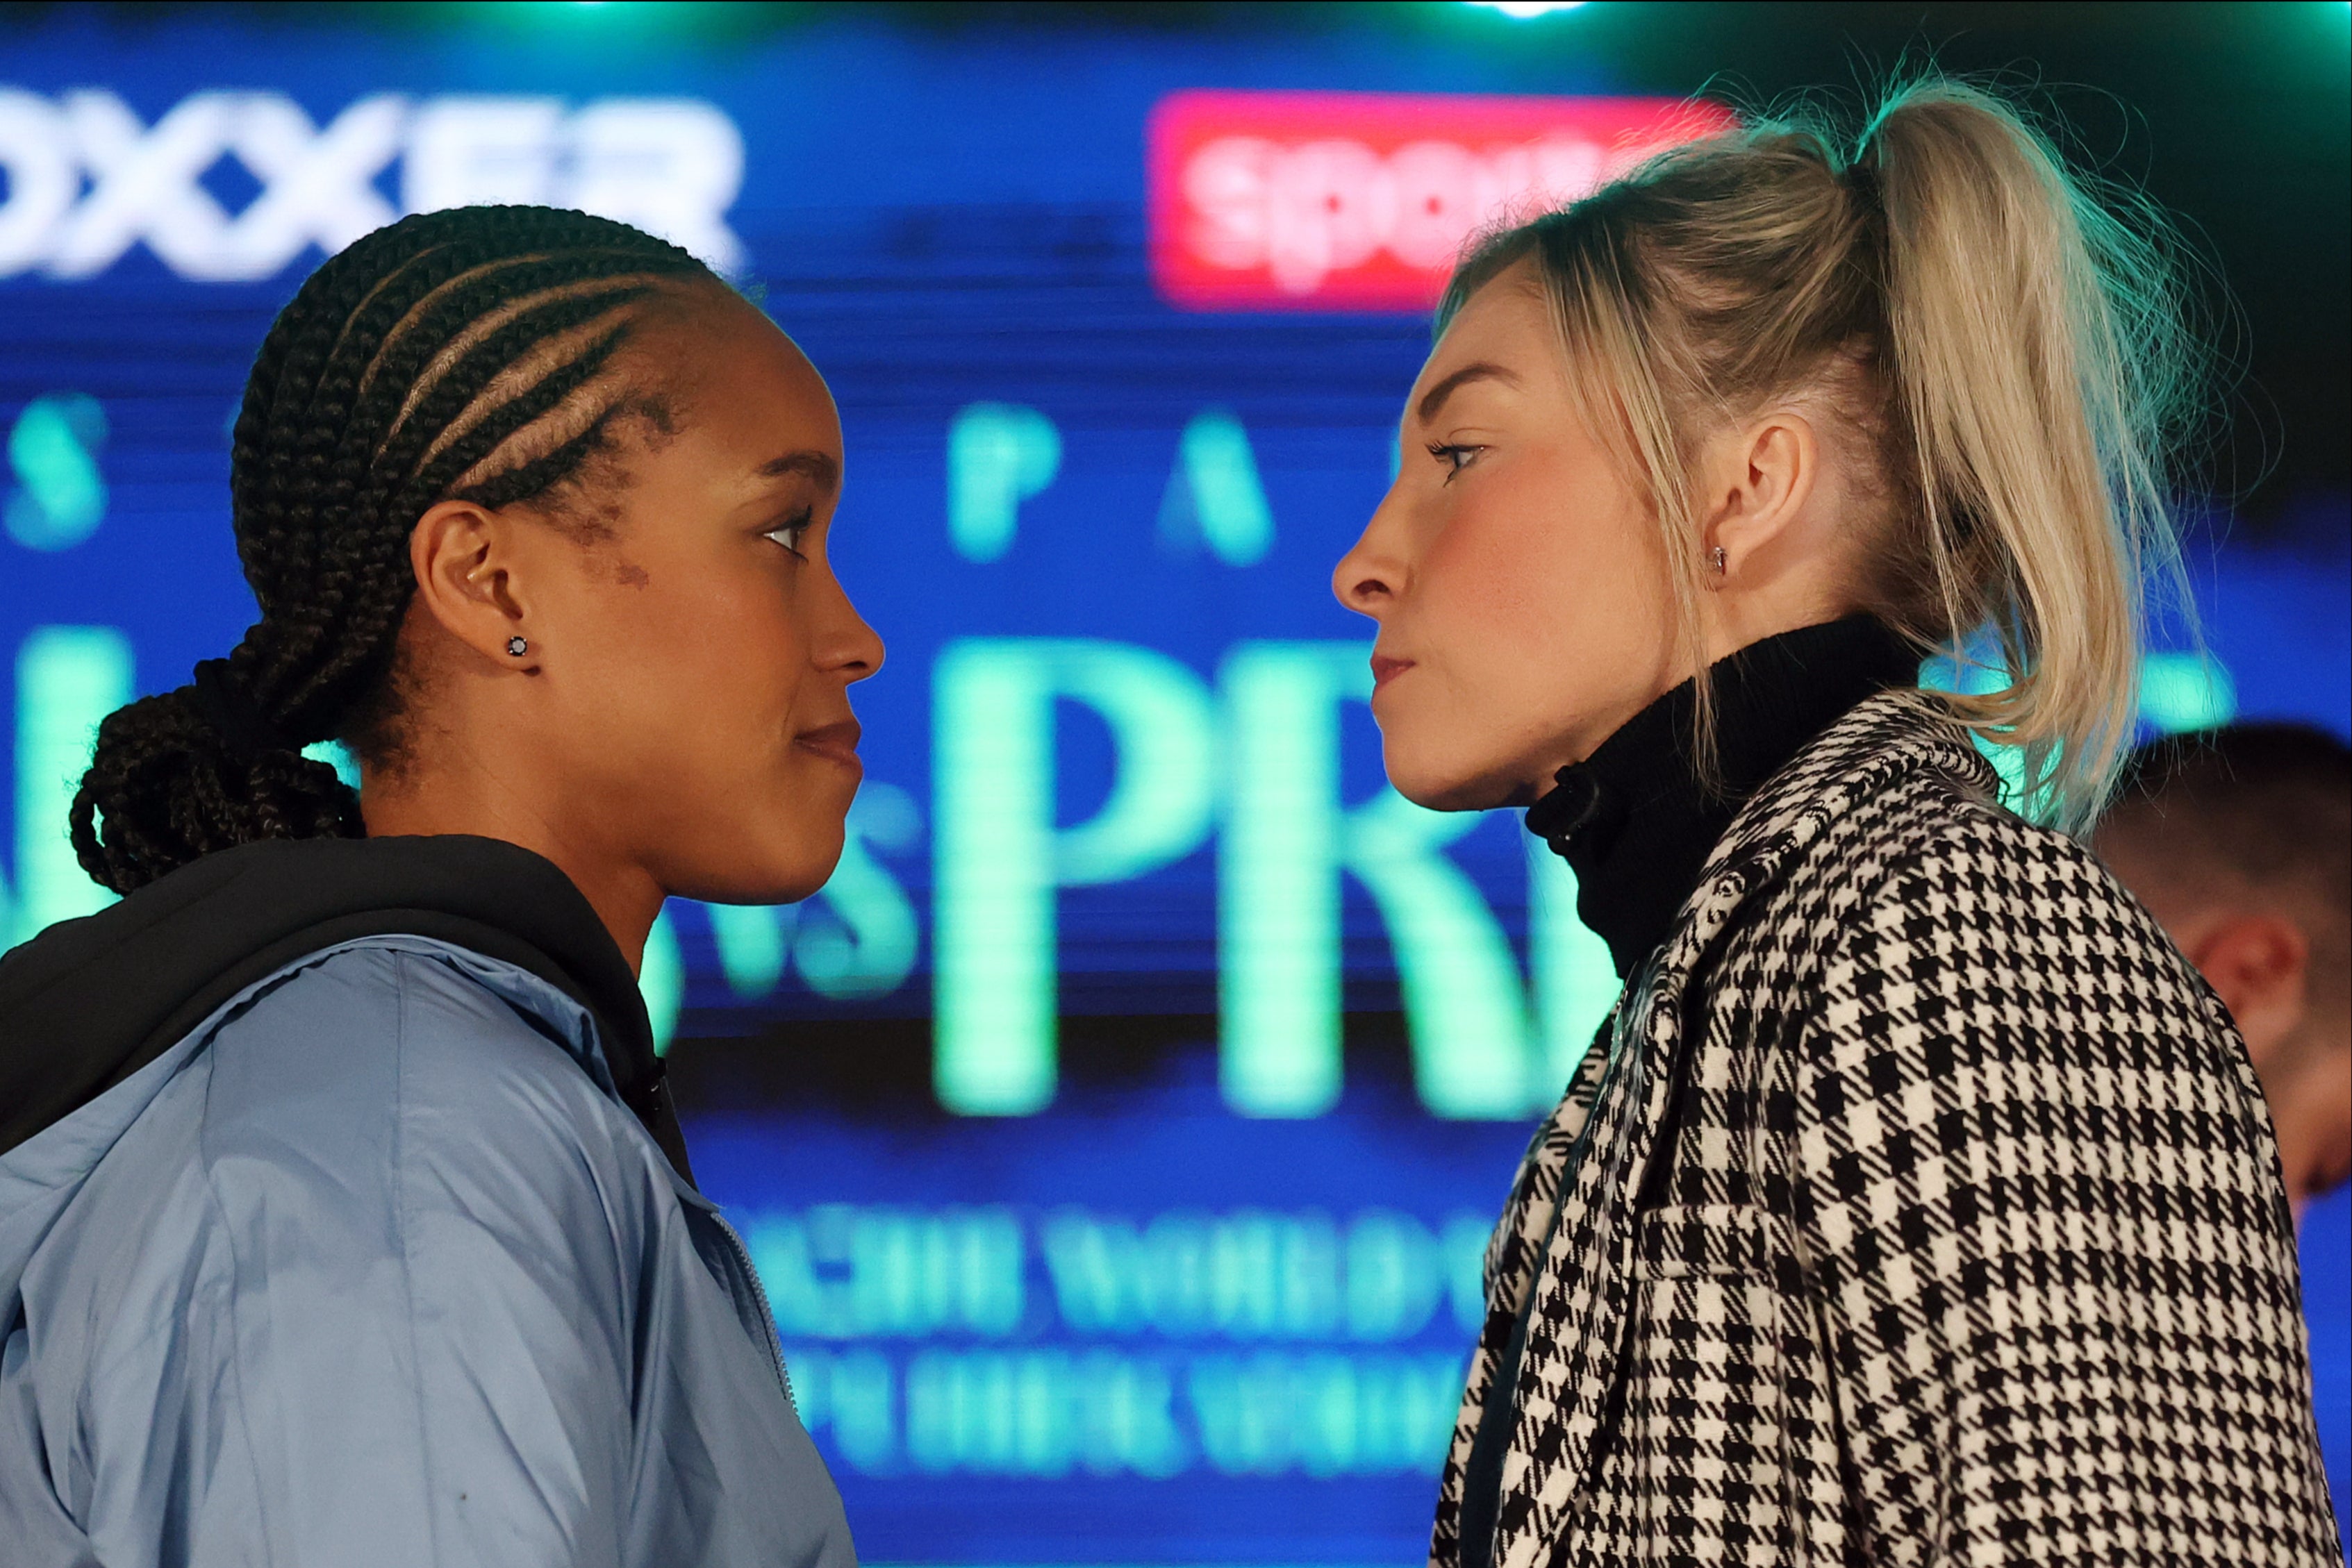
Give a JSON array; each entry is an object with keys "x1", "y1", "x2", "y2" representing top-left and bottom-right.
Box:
[
  {"x1": 1709, "y1": 546, "x2": 1728, "y2": 576},
  {"x1": 506, "y1": 636, "x2": 529, "y2": 657}
]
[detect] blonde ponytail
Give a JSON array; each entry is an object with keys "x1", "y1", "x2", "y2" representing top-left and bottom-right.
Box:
[
  {"x1": 1865, "y1": 81, "x2": 2201, "y2": 828},
  {"x1": 1439, "y1": 75, "x2": 2208, "y2": 829}
]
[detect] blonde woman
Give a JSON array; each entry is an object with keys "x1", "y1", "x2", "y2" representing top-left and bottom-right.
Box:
[{"x1": 1334, "y1": 80, "x2": 2341, "y2": 1567}]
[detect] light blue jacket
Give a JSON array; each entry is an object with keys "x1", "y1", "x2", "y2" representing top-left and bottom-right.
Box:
[{"x1": 0, "y1": 935, "x2": 855, "y2": 1567}]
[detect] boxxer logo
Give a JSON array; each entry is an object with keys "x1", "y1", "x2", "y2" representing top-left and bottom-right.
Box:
[{"x1": 0, "y1": 89, "x2": 747, "y2": 281}]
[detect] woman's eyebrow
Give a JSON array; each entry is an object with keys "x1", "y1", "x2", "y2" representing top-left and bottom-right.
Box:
[
  {"x1": 755, "y1": 450, "x2": 840, "y2": 492},
  {"x1": 1414, "y1": 361, "x2": 1521, "y2": 426}
]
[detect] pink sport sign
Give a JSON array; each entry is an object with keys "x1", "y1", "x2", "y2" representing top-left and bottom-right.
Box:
[{"x1": 1147, "y1": 89, "x2": 1734, "y2": 313}]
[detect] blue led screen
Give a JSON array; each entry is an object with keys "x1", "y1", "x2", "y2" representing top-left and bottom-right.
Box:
[{"x1": 1, "y1": 9, "x2": 2346, "y2": 1563}]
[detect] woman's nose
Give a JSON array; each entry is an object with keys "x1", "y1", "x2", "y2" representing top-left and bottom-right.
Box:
[
  {"x1": 818, "y1": 574, "x2": 886, "y2": 683},
  {"x1": 1332, "y1": 527, "x2": 1402, "y2": 619}
]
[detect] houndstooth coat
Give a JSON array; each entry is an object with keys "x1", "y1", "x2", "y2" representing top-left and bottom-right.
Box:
[{"x1": 1436, "y1": 690, "x2": 2342, "y2": 1568}]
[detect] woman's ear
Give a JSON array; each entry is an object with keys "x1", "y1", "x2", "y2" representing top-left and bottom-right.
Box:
[
  {"x1": 408, "y1": 499, "x2": 535, "y2": 667},
  {"x1": 1697, "y1": 412, "x2": 1820, "y2": 580}
]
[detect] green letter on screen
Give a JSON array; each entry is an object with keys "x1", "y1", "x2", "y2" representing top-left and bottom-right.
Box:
[
  {"x1": 642, "y1": 905, "x2": 684, "y2": 1055},
  {"x1": 704, "y1": 783, "x2": 924, "y2": 1005},
  {"x1": 1526, "y1": 836, "x2": 1621, "y2": 1103},
  {"x1": 796, "y1": 784, "x2": 923, "y2": 1001},
  {"x1": 2138, "y1": 651, "x2": 2237, "y2": 735},
  {"x1": 1157, "y1": 410, "x2": 1273, "y2": 567},
  {"x1": 1218, "y1": 643, "x2": 1350, "y2": 1117},
  {"x1": 934, "y1": 639, "x2": 1216, "y2": 1115},
  {"x1": 5, "y1": 394, "x2": 108, "y2": 553},
  {"x1": 708, "y1": 900, "x2": 790, "y2": 998},
  {"x1": 1347, "y1": 787, "x2": 1527, "y2": 1119},
  {"x1": 6, "y1": 626, "x2": 131, "y2": 944},
  {"x1": 1220, "y1": 641, "x2": 1606, "y2": 1119},
  {"x1": 947, "y1": 403, "x2": 1061, "y2": 563}
]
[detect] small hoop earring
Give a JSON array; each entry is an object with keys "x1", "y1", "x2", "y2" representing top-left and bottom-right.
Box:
[
  {"x1": 506, "y1": 635, "x2": 529, "y2": 658},
  {"x1": 1709, "y1": 546, "x2": 1728, "y2": 576}
]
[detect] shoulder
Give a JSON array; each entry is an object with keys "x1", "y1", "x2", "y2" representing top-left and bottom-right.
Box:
[
  {"x1": 25, "y1": 941, "x2": 672, "y2": 1420},
  {"x1": 1711, "y1": 697, "x2": 2255, "y2": 1090},
  {"x1": 1737, "y1": 697, "x2": 2212, "y2": 1031},
  {"x1": 1784, "y1": 772, "x2": 2277, "y2": 1178},
  {"x1": 195, "y1": 941, "x2": 670, "y2": 1242},
  {"x1": 1828, "y1": 780, "x2": 2216, "y2": 1030}
]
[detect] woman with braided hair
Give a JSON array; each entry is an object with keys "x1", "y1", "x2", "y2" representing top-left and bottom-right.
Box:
[
  {"x1": 1334, "y1": 78, "x2": 2340, "y2": 1566},
  {"x1": 0, "y1": 206, "x2": 875, "y2": 1565}
]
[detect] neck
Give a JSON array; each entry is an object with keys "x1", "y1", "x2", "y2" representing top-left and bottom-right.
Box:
[
  {"x1": 1525, "y1": 615, "x2": 1918, "y2": 977},
  {"x1": 358, "y1": 757, "x2": 663, "y2": 976}
]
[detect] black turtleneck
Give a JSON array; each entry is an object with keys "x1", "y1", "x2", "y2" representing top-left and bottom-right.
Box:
[
  {"x1": 1455, "y1": 615, "x2": 1917, "y2": 1568},
  {"x1": 1523, "y1": 614, "x2": 1921, "y2": 978}
]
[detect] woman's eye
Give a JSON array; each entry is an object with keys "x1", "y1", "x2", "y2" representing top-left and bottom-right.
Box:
[
  {"x1": 765, "y1": 514, "x2": 813, "y2": 556},
  {"x1": 1427, "y1": 442, "x2": 1484, "y2": 478}
]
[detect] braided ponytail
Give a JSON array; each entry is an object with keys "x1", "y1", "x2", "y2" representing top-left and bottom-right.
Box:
[{"x1": 72, "y1": 206, "x2": 714, "y2": 894}]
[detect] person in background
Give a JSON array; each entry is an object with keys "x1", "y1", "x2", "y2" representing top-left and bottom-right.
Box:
[{"x1": 2096, "y1": 722, "x2": 2352, "y2": 1216}]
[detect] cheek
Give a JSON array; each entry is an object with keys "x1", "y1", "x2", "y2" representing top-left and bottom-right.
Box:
[
  {"x1": 579, "y1": 555, "x2": 813, "y2": 751},
  {"x1": 577, "y1": 560, "x2": 848, "y2": 901},
  {"x1": 1421, "y1": 497, "x2": 1575, "y2": 642},
  {"x1": 1418, "y1": 458, "x2": 1665, "y2": 681},
  {"x1": 1375, "y1": 449, "x2": 1680, "y2": 800}
]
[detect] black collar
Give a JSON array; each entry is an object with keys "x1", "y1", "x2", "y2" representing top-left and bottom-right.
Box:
[
  {"x1": 1524, "y1": 616, "x2": 1919, "y2": 978},
  {"x1": 0, "y1": 834, "x2": 692, "y2": 1184}
]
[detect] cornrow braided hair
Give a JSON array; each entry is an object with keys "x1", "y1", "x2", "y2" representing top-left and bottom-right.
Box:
[{"x1": 72, "y1": 205, "x2": 715, "y2": 894}]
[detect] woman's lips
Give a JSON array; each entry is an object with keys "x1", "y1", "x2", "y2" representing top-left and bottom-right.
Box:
[
  {"x1": 1370, "y1": 655, "x2": 1414, "y2": 690},
  {"x1": 795, "y1": 719, "x2": 863, "y2": 767}
]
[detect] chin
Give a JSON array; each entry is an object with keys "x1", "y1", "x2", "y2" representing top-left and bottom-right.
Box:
[
  {"x1": 1379, "y1": 734, "x2": 1522, "y2": 813},
  {"x1": 761, "y1": 836, "x2": 848, "y2": 905},
  {"x1": 677, "y1": 816, "x2": 845, "y2": 907}
]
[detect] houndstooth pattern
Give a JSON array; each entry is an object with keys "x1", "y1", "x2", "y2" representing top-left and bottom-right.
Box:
[{"x1": 1433, "y1": 691, "x2": 2342, "y2": 1568}]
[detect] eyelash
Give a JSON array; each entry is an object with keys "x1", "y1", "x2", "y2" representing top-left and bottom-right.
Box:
[
  {"x1": 1427, "y1": 442, "x2": 1484, "y2": 481},
  {"x1": 765, "y1": 508, "x2": 814, "y2": 557}
]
